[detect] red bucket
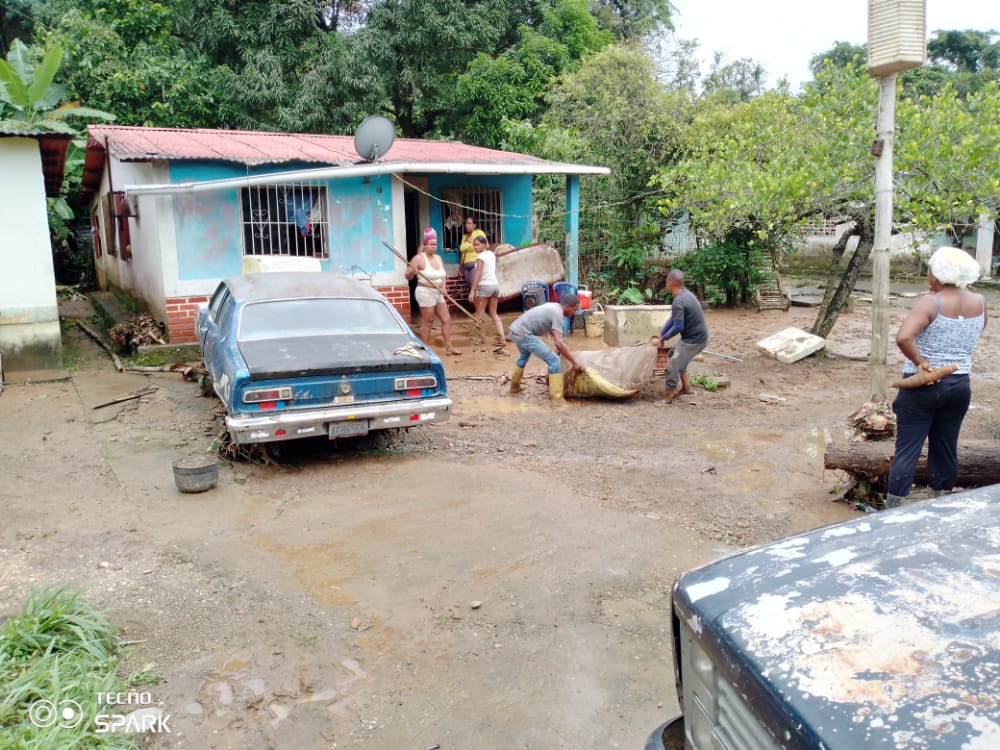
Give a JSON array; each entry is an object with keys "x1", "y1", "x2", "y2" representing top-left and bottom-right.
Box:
[{"x1": 577, "y1": 288, "x2": 593, "y2": 310}]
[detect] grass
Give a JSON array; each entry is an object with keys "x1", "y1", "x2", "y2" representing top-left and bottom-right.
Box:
[
  {"x1": 121, "y1": 345, "x2": 203, "y2": 368},
  {"x1": 0, "y1": 588, "x2": 142, "y2": 749},
  {"x1": 690, "y1": 373, "x2": 721, "y2": 392}
]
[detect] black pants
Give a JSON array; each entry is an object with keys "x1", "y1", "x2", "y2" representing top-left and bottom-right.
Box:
[{"x1": 887, "y1": 374, "x2": 971, "y2": 496}]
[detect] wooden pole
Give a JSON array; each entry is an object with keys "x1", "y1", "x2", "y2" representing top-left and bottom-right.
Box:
[{"x1": 382, "y1": 240, "x2": 479, "y2": 323}]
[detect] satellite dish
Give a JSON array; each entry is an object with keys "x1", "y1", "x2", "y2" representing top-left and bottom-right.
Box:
[{"x1": 354, "y1": 115, "x2": 396, "y2": 163}]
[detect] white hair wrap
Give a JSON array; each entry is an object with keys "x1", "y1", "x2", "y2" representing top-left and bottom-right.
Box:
[{"x1": 928, "y1": 246, "x2": 980, "y2": 288}]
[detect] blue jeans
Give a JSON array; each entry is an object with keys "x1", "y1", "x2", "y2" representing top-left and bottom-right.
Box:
[
  {"x1": 887, "y1": 374, "x2": 971, "y2": 496},
  {"x1": 511, "y1": 333, "x2": 560, "y2": 374}
]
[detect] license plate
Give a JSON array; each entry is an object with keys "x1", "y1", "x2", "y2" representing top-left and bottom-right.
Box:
[
  {"x1": 334, "y1": 394, "x2": 355, "y2": 404},
  {"x1": 329, "y1": 420, "x2": 369, "y2": 439}
]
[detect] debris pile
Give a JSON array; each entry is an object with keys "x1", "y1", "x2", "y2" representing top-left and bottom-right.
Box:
[
  {"x1": 109, "y1": 314, "x2": 167, "y2": 353},
  {"x1": 845, "y1": 400, "x2": 896, "y2": 441}
]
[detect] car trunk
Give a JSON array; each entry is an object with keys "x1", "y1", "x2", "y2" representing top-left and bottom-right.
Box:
[{"x1": 238, "y1": 333, "x2": 428, "y2": 380}]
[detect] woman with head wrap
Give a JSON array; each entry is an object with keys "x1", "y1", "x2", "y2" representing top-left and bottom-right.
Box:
[
  {"x1": 885, "y1": 247, "x2": 987, "y2": 508},
  {"x1": 405, "y1": 227, "x2": 461, "y2": 355}
]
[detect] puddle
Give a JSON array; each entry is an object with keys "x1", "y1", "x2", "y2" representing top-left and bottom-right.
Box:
[
  {"x1": 460, "y1": 395, "x2": 539, "y2": 414},
  {"x1": 688, "y1": 425, "x2": 853, "y2": 493}
]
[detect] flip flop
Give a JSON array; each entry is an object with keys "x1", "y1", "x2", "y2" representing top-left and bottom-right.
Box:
[{"x1": 447, "y1": 349, "x2": 463, "y2": 356}]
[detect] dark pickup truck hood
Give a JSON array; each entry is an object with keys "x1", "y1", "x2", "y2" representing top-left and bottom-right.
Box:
[{"x1": 238, "y1": 333, "x2": 435, "y2": 380}]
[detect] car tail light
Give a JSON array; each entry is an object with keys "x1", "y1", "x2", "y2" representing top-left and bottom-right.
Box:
[
  {"x1": 395, "y1": 376, "x2": 437, "y2": 391},
  {"x1": 244, "y1": 386, "x2": 292, "y2": 404}
]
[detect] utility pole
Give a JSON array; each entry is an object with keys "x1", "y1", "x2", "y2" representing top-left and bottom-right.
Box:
[
  {"x1": 867, "y1": 0, "x2": 926, "y2": 401},
  {"x1": 869, "y1": 74, "x2": 896, "y2": 400}
]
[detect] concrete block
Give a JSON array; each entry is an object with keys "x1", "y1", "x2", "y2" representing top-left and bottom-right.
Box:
[
  {"x1": 603, "y1": 305, "x2": 672, "y2": 347},
  {"x1": 757, "y1": 327, "x2": 826, "y2": 364}
]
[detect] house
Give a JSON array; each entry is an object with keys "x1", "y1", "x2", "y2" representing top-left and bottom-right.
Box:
[
  {"x1": 0, "y1": 128, "x2": 73, "y2": 375},
  {"x1": 81, "y1": 125, "x2": 609, "y2": 343}
]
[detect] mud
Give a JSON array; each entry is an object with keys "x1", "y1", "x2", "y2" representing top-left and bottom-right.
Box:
[{"x1": 3, "y1": 284, "x2": 1000, "y2": 749}]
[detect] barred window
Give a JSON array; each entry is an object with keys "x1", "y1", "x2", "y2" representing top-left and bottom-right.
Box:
[
  {"x1": 240, "y1": 183, "x2": 329, "y2": 257},
  {"x1": 440, "y1": 188, "x2": 502, "y2": 251}
]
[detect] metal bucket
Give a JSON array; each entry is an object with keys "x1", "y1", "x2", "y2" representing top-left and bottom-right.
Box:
[{"x1": 173, "y1": 455, "x2": 219, "y2": 493}]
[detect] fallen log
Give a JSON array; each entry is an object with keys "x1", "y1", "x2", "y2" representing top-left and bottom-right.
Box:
[
  {"x1": 825, "y1": 440, "x2": 1000, "y2": 487},
  {"x1": 890, "y1": 364, "x2": 958, "y2": 389}
]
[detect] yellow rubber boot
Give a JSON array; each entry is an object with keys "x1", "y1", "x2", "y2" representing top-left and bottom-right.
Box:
[
  {"x1": 510, "y1": 365, "x2": 525, "y2": 394},
  {"x1": 548, "y1": 372, "x2": 567, "y2": 404}
]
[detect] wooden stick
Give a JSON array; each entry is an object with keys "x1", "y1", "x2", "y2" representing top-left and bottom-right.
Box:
[
  {"x1": 93, "y1": 387, "x2": 158, "y2": 410},
  {"x1": 891, "y1": 364, "x2": 958, "y2": 389},
  {"x1": 77, "y1": 320, "x2": 124, "y2": 372},
  {"x1": 382, "y1": 240, "x2": 478, "y2": 323}
]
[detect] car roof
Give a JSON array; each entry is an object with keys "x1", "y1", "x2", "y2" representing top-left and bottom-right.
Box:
[{"x1": 222, "y1": 272, "x2": 386, "y2": 303}]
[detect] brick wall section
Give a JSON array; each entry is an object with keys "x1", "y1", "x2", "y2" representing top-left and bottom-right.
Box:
[
  {"x1": 376, "y1": 285, "x2": 412, "y2": 318},
  {"x1": 164, "y1": 296, "x2": 209, "y2": 343},
  {"x1": 379, "y1": 277, "x2": 472, "y2": 321}
]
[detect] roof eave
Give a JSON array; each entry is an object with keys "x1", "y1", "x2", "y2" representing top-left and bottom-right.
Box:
[{"x1": 122, "y1": 160, "x2": 610, "y2": 197}]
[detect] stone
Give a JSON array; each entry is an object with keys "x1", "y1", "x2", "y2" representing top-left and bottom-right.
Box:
[{"x1": 756, "y1": 327, "x2": 826, "y2": 364}]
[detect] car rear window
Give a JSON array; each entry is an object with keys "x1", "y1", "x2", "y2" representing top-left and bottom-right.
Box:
[{"x1": 238, "y1": 298, "x2": 408, "y2": 340}]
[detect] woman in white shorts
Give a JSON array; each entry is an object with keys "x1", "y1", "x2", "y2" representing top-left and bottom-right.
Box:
[
  {"x1": 467, "y1": 235, "x2": 505, "y2": 346},
  {"x1": 406, "y1": 227, "x2": 461, "y2": 355}
]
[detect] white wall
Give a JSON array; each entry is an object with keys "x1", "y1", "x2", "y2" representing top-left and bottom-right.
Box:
[
  {"x1": 0, "y1": 138, "x2": 62, "y2": 371},
  {"x1": 91, "y1": 158, "x2": 172, "y2": 320}
]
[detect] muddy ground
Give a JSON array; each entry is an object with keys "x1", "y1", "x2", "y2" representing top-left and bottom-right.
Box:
[{"x1": 4, "y1": 282, "x2": 1000, "y2": 750}]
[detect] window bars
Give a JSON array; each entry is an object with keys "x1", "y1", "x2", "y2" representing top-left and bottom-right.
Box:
[
  {"x1": 440, "y1": 188, "x2": 503, "y2": 250},
  {"x1": 240, "y1": 183, "x2": 329, "y2": 257}
]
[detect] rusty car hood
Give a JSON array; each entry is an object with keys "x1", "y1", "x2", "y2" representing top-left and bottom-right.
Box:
[{"x1": 673, "y1": 489, "x2": 1000, "y2": 748}]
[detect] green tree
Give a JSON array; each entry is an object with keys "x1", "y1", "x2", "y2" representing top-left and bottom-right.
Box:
[
  {"x1": 34, "y1": 0, "x2": 219, "y2": 128},
  {"x1": 0, "y1": 37, "x2": 113, "y2": 132},
  {"x1": 702, "y1": 53, "x2": 768, "y2": 103},
  {"x1": 453, "y1": 0, "x2": 611, "y2": 147},
  {"x1": 655, "y1": 61, "x2": 1000, "y2": 334}
]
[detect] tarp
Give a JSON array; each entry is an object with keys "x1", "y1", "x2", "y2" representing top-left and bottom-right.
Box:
[{"x1": 562, "y1": 342, "x2": 658, "y2": 399}]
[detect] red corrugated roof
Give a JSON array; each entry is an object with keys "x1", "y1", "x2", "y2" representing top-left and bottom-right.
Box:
[
  {"x1": 86, "y1": 125, "x2": 555, "y2": 168},
  {"x1": 83, "y1": 124, "x2": 600, "y2": 200}
]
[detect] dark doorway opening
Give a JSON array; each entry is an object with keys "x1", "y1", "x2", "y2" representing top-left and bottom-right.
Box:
[{"x1": 404, "y1": 190, "x2": 420, "y2": 319}]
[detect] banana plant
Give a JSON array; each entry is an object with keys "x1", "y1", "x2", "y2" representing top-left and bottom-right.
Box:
[{"x1": 0, "y1": 39, "x2": 114, "y2": 133}]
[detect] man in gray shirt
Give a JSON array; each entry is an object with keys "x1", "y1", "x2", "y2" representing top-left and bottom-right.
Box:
[
  {"x1": 657, "y1": 269, "x2": 709, "y2": 404},
  {"x1": 508, "y1": 294, "x2": 584, "y2": 404}
]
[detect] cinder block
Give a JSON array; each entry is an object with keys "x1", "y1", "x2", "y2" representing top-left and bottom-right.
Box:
[{"x1": 757, "y1": 327, "x2": 826, "y2": 363}]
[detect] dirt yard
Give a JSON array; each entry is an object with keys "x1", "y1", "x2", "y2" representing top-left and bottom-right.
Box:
[{"x1": 4, "y1": 283, "x2": 1000, "y2": 750}]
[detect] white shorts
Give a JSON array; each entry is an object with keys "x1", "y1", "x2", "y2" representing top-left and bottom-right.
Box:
[
  {"x1": 415, "y1": 286, "x2": 445, "y2": 308},
  {"x1": 476, "y1": 284, "x2": 500, "y2": 298}
]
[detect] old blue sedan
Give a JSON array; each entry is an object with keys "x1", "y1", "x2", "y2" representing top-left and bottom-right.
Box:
[{"x1": 196, "y1": 272, "x2": 452, "y2": 444}]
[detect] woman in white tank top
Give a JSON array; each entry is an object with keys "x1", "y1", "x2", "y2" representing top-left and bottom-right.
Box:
[{"x1": 405, "y1": 227, "x2": 461, "y2": 355}]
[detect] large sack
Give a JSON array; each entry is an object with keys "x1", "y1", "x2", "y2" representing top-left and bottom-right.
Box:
[{"x1": 561, "y1": 342, "x2": 658, "y2": 399}]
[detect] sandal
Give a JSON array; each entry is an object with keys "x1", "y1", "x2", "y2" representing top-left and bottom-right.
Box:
[{"x1": 447, "y1": 349, "x2": 463, "y2": 356}]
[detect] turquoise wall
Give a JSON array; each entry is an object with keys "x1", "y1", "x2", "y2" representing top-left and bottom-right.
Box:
[
  {"x1": 170, "y1": 162, "x2": 394, "y2": 280},
  {"x1": 426, "y1": 174, "x2": 534, "y2": 264},
  {"x1": 168, "y1": 163, "x2": 533, "y2": 279}
]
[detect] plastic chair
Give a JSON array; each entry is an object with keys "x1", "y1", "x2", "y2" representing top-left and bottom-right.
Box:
[
  {"x1": 551, "y1": 281, "x2": 587, "y2": 335},
  {"x1": 521, "y1": 281, "x2": 549, "y2": 311}
]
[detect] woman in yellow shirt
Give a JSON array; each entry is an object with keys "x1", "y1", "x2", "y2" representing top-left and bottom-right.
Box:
[{"x1": 459, "y1": 215, "x2": 487, "y2": 289}]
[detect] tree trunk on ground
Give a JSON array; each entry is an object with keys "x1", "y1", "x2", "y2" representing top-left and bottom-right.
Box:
[
  {"x1": 810, "y1": 213, "x2": 874, "y2": 339},
  {"x1": 824, "y1": 440, "x2": 1000, "y2": 488}
]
